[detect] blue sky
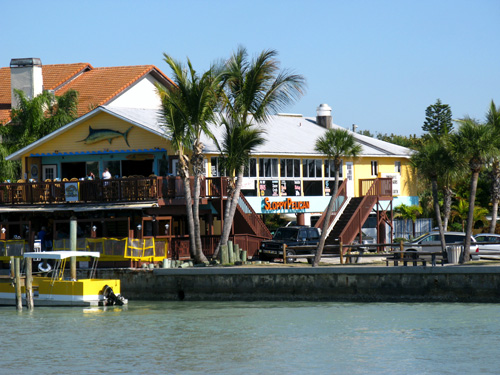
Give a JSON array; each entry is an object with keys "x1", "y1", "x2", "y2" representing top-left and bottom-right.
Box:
[{"x1": 3, "y1": 0, "x2": 499, "y2": 136}]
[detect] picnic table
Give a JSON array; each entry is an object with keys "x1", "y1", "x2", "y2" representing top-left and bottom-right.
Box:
[{"x1": 385, "y1": 251, "x2": 445, "y2": 267}]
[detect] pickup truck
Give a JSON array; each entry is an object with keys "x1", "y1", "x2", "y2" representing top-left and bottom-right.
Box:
[{"x1": 258, "y1": 226, "x2": 321, "y2": 263}]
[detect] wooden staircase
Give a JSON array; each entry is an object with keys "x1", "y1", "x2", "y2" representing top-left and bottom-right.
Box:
[{"x1": 316, "y1": 178, "x2": 393, "y2": 250}]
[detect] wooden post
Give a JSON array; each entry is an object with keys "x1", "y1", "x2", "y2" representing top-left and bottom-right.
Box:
[
  {"x1": 221, "y1": 244, "x2": 229, "y2": 264},
  {"x1": 234, "y1": 244, "x2": 241, "y2": 262},
  {"x1": 228, "y1": 241, "x2": 234, "y2": 264},
  {"x1": 283, "y1": 244, "x2": 287, "y2": 265},
  {"x1": 339, "y1": 242, "x2": 344, "y2": 264},
  {"x1": 400, "y1": 240, "x2": 404, "y2": 259},
  {"x1": 70, "y1": 216, "x2": 77, "y2": 280},
  {"x1": 25, "y1": 257, "x2": 34, "y2": 310},
  {"x1": 14, "y1": 257, "x2": 22, "y2": 311}
]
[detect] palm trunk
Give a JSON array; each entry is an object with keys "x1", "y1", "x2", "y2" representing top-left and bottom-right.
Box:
[
  {"x1": 191, "y1": 141, "x2": 206, "y2": 262},
  {"x1": 181, "y1": 170, "x2": 196, "y2": 259},
  {"x1": 431, "y1": 178, "x2": 446, "y2": 252},
  {"x1": 490, "y1": 159, "x2": 500, "y2": 233},
  {"x1": 313, "y1": 168, "x2": 339, "y2": 267},
  {"x1": 213, "y1": 177, "x2": 234, "y2": 259},
  {"x1": 463, "y1": 170, "x2": 480, "y2": 263},
  {"x1": 214, "y1": 167, "x2": 244, "y2": 259},
  {"x1": 442, "y1": 186, "x2": 453, "y2": 231}
]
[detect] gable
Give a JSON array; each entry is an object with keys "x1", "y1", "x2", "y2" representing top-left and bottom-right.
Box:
[{"x1": 25, "y1": 111, "x2": 174, "y2": 158}]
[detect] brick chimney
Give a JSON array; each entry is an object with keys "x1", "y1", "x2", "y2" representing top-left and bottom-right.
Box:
[
  {"x1": 10, "y1": 58, "x2": 43, "y2": 109},
  {"x1": 316, "y1": 103, "x2": 332, "y2": 129}
]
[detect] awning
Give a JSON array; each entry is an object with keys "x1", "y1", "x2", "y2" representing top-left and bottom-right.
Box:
[{"x1": 0, "y1": 203, "x2": 154, "y2": 213}]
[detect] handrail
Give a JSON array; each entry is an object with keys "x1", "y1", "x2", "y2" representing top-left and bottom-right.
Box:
[
  {"x1": 338, "y1": 179, "x2": 380, "y2": 251},
  {"x1": 314, "y1": 179, "x2": 348, "y2": 229}
]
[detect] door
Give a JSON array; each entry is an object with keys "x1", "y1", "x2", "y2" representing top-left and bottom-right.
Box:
[
  {"x1": 346, "y1": 162, "x2": 354, "y2": 197},
  {"x1": 42, "y1": 165, "x2": 57, "y2": 181}
]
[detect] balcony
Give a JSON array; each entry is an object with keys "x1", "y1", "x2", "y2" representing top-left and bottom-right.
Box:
[{"x1": 0, "y1": 176, "x2": 229, "y2": 206}]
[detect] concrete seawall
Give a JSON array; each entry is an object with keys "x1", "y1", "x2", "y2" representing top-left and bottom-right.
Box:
[{"x1": 95, "y1": 266, "x2": 500, "y2": 303}]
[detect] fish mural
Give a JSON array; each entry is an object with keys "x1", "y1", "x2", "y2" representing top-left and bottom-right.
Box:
[{"x1": 78, "y1": 126, "x2": 133, "y2": 147}]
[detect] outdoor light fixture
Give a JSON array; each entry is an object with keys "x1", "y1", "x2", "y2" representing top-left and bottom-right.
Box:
[
  {"x1": 1, "y1": 228, "x2": 5, "y2": 234},
  {"x1": 165, "y1": 223, "x2": 169, "y2": 234},
  {"x1": 152, "y1": 215, "x2": 156, "y2": 222},
  {"x1": 137, "y1": 224, "x2": 142, "y2": 231},
  {"x1": 92, "y1": 225, "x2": 97, "y2": 232}
]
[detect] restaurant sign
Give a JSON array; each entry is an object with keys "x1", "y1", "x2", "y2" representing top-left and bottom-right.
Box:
[{"x1": 262, "y1": 197, "x2": 310, "y2": 212}]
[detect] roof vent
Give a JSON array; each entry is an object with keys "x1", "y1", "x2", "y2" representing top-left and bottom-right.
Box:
[{"x1": 316, "y1": 103, "x2": 332, "y2": 129}]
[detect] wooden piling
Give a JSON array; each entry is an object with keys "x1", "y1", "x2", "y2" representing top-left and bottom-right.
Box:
[
  {"x1": 283, "y1": 244, "x2": 287, "y2": 265},
  {"x1": 339, "y1": 242, "x2": 344, "y2": 265},
  {"x1": 25, "y1": 257, "x2": 34, "y2": 310},
  {"x1": 14, "y1": 257, "x2": 22, "y2": 311},
  {"x1": 228, "y1": 241, "x2": 234, "y2": 264},
  {"x1": 221, "y1": 244, "x2": 229, "y2": 264},
  {"x1": 234, "y1": 244, "x2": 241, "y2": 262}
]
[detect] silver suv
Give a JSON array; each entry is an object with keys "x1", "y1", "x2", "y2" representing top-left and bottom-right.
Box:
[{"x1": 404, "y1": 231, "x2": 479, "y2": 258}]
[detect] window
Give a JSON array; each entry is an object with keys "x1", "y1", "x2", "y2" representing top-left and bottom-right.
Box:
[
  {"x1": 371, "y1": 161, "x2": 378, "y2": 176},
  {"x1": 259, "y1": 158, "x2": 278, "y2": 177},
  {"x1": 280, "y1": 159, "x2": 300, "y2": 178},
  {"x1": 210, "y1": 157, "x2": 227, "y2": 177},
  {"x1": 395, "y1": 161, "x2": 401, "y2": 173},
  {"x1": 303, "y1": 159, "x2": 322, "y2": 178},
  {"x1": 325, "y1": 160, "x2": 343, "y2": 178},
  {"x1": 243, "y1": 158, "x2": 257, "y2": 177}
]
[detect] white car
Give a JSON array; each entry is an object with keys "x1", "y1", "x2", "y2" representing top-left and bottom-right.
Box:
[
  {"x1": 404, "y1": 231, "x2": 479, "y2": 260},
  {"x1": 473, "y1": 234, "x2": 500, "y2": 259}
]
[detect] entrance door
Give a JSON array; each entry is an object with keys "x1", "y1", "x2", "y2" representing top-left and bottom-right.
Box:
[
  {"x1": 346, "y1": 162, "x2": 354, "y2": 197},
  {"x1": 171, "y1": 159, "x2": 179, "y2": 176},
  {"x1": 42, "y1": 165, "x2": 57, "y2": 181}
]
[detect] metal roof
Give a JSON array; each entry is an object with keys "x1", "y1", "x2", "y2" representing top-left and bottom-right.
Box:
[{"x1": 6, "y1": 106, "x2": 413, "y2": 161}]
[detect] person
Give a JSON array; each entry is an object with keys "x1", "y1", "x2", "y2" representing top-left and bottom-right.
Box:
[
  {"x1": 87, "y1": 171, "x2": 95, "y2": 180},
  {"x1": 102, "y1": 168, "x2": 111, "y2": 180},
  {"x1": 37, "y1": 226, "x2": 47, "y2": 251}
]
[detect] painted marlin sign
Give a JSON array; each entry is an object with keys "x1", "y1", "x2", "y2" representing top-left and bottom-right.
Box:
[{"x1": 79, "y1": 126, "x2": 133, "y2": 147}]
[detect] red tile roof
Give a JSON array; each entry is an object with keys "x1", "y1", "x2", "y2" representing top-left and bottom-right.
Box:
[{"x1": 0, "y1": 62, "x2": 173, "y2": 123}]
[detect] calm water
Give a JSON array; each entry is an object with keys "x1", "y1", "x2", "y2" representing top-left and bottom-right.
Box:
[{"x1": 1, "y1": 301, "x2": 499, "y2": 374}]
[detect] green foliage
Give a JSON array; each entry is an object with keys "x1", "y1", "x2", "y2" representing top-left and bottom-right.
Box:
[
  {"x1": 422, "y1": 98, "x2": 453, "y2": 136},
  {"x1": 0, "y1": 89, "x2": 79, "y2": 181},
  {"x1": 315, "y1": 128, "x2": 362, "y2": 170},
  {"x1": 376, "y1": 133, "x2": 421, "y2": 149}
]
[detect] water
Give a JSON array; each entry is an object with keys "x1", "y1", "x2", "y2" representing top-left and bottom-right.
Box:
[{"x1": 1, "y1": 301, "x2": 499, "y2": 374}]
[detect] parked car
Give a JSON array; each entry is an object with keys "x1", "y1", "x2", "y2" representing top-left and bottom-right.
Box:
[
  {"x1": 473, "y1": 233, "x2": 500, "y2": 259},
  {"x1": 404, "y1": 231, "x2": 479, "y2": 260},
  {"x1": 258, "y1": 226, "x2": 321, "y2": 263},
  {"x1": 352, "y1": 232, "x2": 377, "y2": 251}
]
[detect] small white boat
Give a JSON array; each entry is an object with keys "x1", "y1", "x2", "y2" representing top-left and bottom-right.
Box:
[{"x1": 0, "y1": 251, "x2": 127, "y2": 307}]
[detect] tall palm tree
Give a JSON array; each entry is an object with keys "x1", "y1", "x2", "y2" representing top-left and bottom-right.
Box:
[
  {"x1": 395, "y1": 203, "x2": 423, "y2": 238},
  {"x1": 157, "y1": 55, "x2": 222, "y2": 263},
  {"x1": 451, "y1": 197, "x2": 489, "y2": 232},
  {"x1": 214, "y1": 47, "x2": 305, "y2": 256},
  {"x1": 212, "y1": 118, "x2": 266, "y2": 259},
  {"x1": 451, "y1": 118, "x2": 498, "y2": 262},
  {"x1": 411, "y1": 137, "x2": 458, "y2": 252},
  {"x1": 312, "y1": 128, "x2": 362, "y2": 267},
  {"x1": 486, "y1": 100, "x2": 500, "y2": 232}
]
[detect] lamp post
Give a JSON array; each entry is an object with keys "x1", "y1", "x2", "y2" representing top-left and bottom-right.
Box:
[
  {"x1": 1, "y1": 227, "x2": 6, "y2": 240},
  {"x1": 91, "y1": 225, "x2": 97, "y2": 238},
  {"x1": 137, "y1": 224, "x2": 142, "y2": 240}
]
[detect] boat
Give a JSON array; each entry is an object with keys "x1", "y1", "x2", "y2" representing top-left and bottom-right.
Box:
[{"x1": 0, "y1": 251, "x2": 127, "y2": 306}]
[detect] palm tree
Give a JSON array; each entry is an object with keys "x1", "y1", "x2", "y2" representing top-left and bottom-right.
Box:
[
  {"x1": 395, "y1": 203, "x2": 423, "y2": 238},
  {"x1": 212, "y1": 119, "x2": 266, "y2": 259},
  {"x1": 312, "y1": 128, "x2": 362, "y2": 267},
  {"x1": 0, "y1": 89, "x2": 79, "y2": 181},
  {"x1": 485, "y1": 100, "x2": 500, "y2": 232},
  {"x1": 411, "y1": 137, "x2": 458, "y2": 252},
  {"x1": 157, "y1": 55, "x2": 222, "y2": 263},
  {"x1": 214, "y1": 47, "x2": 305, "y2": 257},
  {"x1": 451, "y1": 118, "x2": 498, "y2": 262},
  {"x1": 451, "y1": 197, "x2": 489, "y2": 232}
]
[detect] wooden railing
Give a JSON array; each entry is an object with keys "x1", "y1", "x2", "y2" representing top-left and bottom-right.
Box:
[
  {"x1": 314, "y1": 179, "x2": 348, "y2": 229},
  {"x1": 339, "y1": 179, "x2": 380, "y2": 248},
  {"x1": 359, "y1": 178, "x2": 393, "y2": 198}
]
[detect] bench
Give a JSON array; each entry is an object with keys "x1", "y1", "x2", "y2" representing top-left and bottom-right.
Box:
[{"x1": 385, "y1": 256, "x2": 427, "y2": 267}]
